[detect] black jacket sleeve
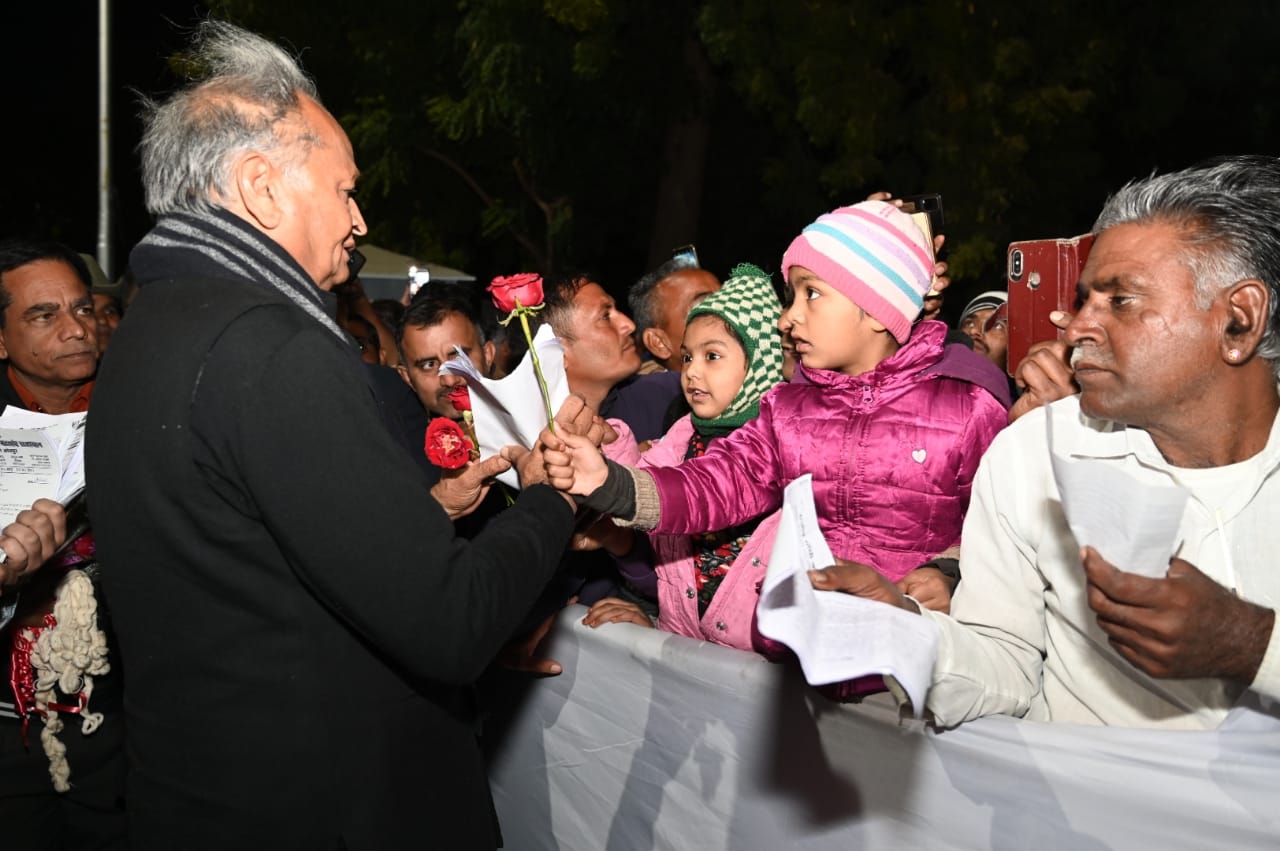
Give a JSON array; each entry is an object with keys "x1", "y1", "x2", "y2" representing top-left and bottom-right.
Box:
[{"x1": 191, "y1": 306, "x2": 574, "y2": 684}]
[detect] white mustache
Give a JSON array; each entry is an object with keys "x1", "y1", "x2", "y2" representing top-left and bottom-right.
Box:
[{"x1": 1069, "y1": 347, "x2": 1085, "y2": 369}]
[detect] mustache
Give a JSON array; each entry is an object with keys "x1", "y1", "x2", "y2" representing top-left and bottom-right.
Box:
[{"x1": 1069, "y1": 346, "x2": 1085, "y2": 369}]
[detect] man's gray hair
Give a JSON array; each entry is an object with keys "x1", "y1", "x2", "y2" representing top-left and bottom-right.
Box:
[
  {"x1": 1093, "y1": 155, "x2": 1280, "y2": 370},
  {"x1": 139, "y1": 20, "x2": 319, "y2": 216},
  {"x1": 628, "y1": 255, "x2": 700, "y2": 333}
]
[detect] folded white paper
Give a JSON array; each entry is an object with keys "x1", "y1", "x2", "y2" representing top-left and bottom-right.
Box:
[
  {"x1": 1047, "y1": 410, "x2": 1188, "y2": 579},
  {"x1": 439, "y1": 323, "x2": 571, "y2": 488},
  {"x1": 0, "y1": 409, "x2": 87, "y2": 563},
  {"x1": 756, "y1": 475, "x2": 939, "y2": 717},
  {"x1": 0, "y1": 408, "x2": 86, "y2": 519}
]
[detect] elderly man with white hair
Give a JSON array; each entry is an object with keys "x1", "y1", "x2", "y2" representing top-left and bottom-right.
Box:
[{"x1": 84, "y1": 21, "x2": 592, "y2": 850}]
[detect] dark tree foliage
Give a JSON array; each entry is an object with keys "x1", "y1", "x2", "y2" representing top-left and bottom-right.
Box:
[{"x1": 29, "y1": 0, "x2": 1277, "y2": 310}]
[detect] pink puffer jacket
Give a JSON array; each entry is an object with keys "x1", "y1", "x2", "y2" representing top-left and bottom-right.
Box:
[
  {"x1": 645, "y1": 320, "x2": 1006, "y2": 583},
  {"x1": 633, "y1": 415, "x2": 781, "y2": 651}
]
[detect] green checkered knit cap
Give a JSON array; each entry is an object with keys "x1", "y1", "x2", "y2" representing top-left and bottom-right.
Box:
[{"x1": 687, "y1": 262, "x2": 784, "y2": 435}]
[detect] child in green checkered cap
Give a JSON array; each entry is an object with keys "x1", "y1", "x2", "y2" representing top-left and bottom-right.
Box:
[
  {"x1": 682, "y1": 263, "x2": 785, "y2": 436},
  {"x1": 583, "y1": 264, "x2": 786, "y2": 646}
]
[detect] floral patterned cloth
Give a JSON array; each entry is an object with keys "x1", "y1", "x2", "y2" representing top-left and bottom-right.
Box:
[
  {"x1": 6, "y1": 531, "x2": 98, "y2": 726},
  {"x1": 684, "y1": 429, "x2": 757, "y2": 616}
]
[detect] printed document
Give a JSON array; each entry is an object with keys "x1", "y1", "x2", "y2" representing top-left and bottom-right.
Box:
[
  {"x1": 1047, "y1": 409, "x2": 1188, "y2": 579},
  {"x1": 756, "y1": 475, "x2": 938, "y2": 717},
  {"x1": 0, "y1": 408, "x2": 86, "y2": 525}
]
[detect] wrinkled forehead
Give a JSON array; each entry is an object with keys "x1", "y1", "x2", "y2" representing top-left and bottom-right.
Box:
[
  {"x1": 298, "y1": 95, "x2": 352, "y2": 150},
  {"x1": 572, "y1": 281, "x2": 612, "y2": 311},
  {"x1": 405, "y1": 311, "x2": 484, "y2": 352},
  {"x1": 2, "y1": 259, "x2": 92, "y2": 304},
  {"x1": 658, "y1": 271, "x2": 719, "y2": 320}
]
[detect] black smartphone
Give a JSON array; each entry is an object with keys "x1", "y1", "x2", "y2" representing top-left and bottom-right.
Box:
[
  {"x1": 347, "y1": 246, "x2": 367, "y2": 279},
  {"x1": 670, "y1": 244, "x2": 699, "y2": 268},
  {"x1": 897, "y1": 193, "x2": 945, "y2": 251}
]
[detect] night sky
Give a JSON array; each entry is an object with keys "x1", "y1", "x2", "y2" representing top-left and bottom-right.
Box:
[
  {"x1": 7, "y1": 3, "x2": 208, "y2": 277},
  {"x1": 6, "y1": 3, "x2": 1275, "y2": 295}
]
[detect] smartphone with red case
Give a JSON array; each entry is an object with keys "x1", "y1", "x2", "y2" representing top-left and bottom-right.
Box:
[{"x1": 1005, "y1": 234, "x2": 1095, "y2": 376}]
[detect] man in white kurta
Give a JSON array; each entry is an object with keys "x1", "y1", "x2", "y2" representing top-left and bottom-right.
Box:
[
  {"x1": 924, "y1": 394, "x2": 1280, "y2": 728},
  {"x1": 815, "y1": 155, "x2": 1280, "y2": 729}
]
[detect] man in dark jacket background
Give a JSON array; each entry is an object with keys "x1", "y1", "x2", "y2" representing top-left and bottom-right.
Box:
[
  {"x1": 86, "y1": 21, "x2": 581, "y2": 850},
  {"x1": 0, "y1": 239, "x2": 124, "y2": 848}
]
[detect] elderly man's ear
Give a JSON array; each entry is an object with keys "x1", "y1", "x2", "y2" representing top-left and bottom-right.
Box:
[
  {"x1": 642, "y1": 327, "x2": 673, "y2": 363},
  {"x1": 232, "y1": 152, "x2": 285, "y2": 230},
  {"x1": 1221, "y1": 279, "x2": 1269, "y2": 364}
]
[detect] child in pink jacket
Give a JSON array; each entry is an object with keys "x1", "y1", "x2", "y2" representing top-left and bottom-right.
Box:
[
  {"x1": 585, "y1": 264, "x2": 785, "y2": 649},
  {"x1": 550, "y1": 201, "x2": 1006, "y2": 637}
]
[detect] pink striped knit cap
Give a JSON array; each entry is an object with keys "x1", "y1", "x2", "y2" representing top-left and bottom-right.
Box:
[{"x1": 780, "y1": 200, "x2": 934, "y2": 343}]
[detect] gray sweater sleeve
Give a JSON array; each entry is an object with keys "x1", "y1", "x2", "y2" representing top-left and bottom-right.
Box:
[{"x1": 582, "y1": 461, "x2": 661, "y2": 529}]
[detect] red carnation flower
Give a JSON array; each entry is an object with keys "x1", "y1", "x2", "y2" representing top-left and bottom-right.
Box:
[
  {"x1": 424, "y1": 417, "x2": 474, "y2": 469},
  {"x1": 487, "y1": 272, "x2": 544, "y2": 313}
]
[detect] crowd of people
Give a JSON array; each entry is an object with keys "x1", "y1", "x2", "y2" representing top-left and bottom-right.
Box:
[{"x1": 0, "y1": 19, "x2": 1277, "y2": 851}]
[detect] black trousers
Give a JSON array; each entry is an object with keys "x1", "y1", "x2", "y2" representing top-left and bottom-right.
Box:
[{"x1": 0, "y1": 712, "x2": 128, "y2": 850}]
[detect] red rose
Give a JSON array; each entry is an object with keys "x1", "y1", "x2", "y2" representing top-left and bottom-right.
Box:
[
  {"x1": 424, "y1": 417, "x2": 474, "y2": 469},
  {"x1": 447, "y1": 385, "x2": 472, "y2": 412},
  {"x1": 487, "y1": 272, "x2": 544, "y2": 313}
]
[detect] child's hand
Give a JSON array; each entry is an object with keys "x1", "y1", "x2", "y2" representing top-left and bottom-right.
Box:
[
  {"x1": 809, "y1": 558, "x2": 920, "y2": 614},
  {"x1": 582, "y1": 597, "x2": 653, "y2": 629},
  {"x1": 896, "y1": 566, "x2": 957, "y2": 614},
  {"x1": 541, "y1": 430, "x2": 609, "y2": 497}
]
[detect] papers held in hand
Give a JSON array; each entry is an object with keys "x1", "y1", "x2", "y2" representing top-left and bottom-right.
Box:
[
  {"x1": 0, "y1": 409, "x2": 89, "y2": 560},
  {"x1": 1046, "y1": 408, "x2": 1188, "y2": 579},
  {"x1": 755, "y1": 475, "x2": 939, "y2": 718},
  {"x1": 439, "y1": 323, "x2": 571, "y2": 489}
]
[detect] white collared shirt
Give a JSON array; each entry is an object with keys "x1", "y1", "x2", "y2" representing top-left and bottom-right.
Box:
[{"x1": 924, "y1": 394, "x2": 1280, "y2": 729}]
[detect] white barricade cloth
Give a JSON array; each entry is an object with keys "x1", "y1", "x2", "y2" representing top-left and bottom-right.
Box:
[{"x1": 486, "y1": 606, "x2": 1280, "y2": 850}]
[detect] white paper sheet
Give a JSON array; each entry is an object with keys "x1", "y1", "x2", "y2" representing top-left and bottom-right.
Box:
[
  {"x1": 0, "y1": 409, "x2": 86, "y2": 517},
  {"x1": 439, "y1": 323, "x2": 571, "y2": 488},
  {"x1": 1047, "y1": 409, "x2": 1188, "y2": 579},
  {"x1": 755, "y1": 475, "x2": 938, "y2": 717}
]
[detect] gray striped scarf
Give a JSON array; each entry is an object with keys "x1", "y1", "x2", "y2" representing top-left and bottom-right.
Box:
[{"x1": 131, "y1": 207, "x2": 349, "y2": 342}]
